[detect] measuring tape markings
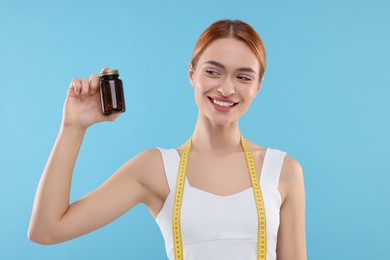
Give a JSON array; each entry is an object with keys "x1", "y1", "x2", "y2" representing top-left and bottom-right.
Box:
[{"x1": 241, "y1": 136, "x2": 267, "y2": 259}]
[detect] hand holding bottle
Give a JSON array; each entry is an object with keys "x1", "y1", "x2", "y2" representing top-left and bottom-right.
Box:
[{"x1": 62, "y1": 67, "x2": 121, "y2": 130}]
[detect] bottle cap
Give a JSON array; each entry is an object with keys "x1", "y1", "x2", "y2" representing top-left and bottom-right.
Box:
[{"x1": 100, "y1": 69, "x2": 119, "y2": 77}]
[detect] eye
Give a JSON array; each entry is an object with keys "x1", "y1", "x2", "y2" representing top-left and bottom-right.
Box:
[
  {"x1": 237, "y1": 75, "x2": 252, "y2": 82},
  {"x1": 205, "y1": 69, "x2": 220, "y2": 76}
]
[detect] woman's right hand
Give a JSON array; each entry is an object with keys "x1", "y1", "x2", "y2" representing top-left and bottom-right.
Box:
[{"x1": 62, "y1": 67, "x2": 120, "y2": 130}]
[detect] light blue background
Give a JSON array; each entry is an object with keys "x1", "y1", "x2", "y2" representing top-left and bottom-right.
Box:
[{"x1": 1, "y1": 0, "x2": 389, "y2": 259}]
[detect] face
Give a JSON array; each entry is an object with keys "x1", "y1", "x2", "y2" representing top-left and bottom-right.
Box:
[{"x1": 189, "y1": 38, "x2": 261, "y2": 126}]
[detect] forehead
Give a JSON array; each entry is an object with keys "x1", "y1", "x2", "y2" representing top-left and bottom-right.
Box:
[{"x1": 197, "y1": 38, "x2": 260, "y2": 72}]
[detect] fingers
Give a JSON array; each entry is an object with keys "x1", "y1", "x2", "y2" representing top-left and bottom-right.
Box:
[
  {"x1": 70, "y1": 78, "x2": 82, "y2": 96},
  {"x1": 100, "y1": 66, "x2": 110, "y2": 74},
  {"x1": 89, "y1": 74, "x2": 100, "y2": 94},
  {"x1": 70, "y1": 67, "x2": 110, "y2": 96},
  {"x1": 70, "y1": 78, "x2": 89, "y2": 96},
  {"x1": 80, "y1": 78, "x2": 90, "y2": 95},
  {"x1": 91, "y1": 66, "x2": 110, "y2": 94}
]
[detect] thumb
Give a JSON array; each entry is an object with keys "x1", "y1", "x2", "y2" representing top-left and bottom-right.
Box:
[
  {"x1": 106, "y1": 112, "x2": 122, "y2": 122},
  {"x1": 100, "y1": 66, "x2": 110, "y2": 74}
]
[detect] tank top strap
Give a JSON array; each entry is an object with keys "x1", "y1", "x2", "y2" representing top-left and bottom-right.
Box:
[
  {"x1": 260, "y1": 148, "x2": 287, "y2": 189},
  {"x1": 156, "y1": 148, "x2": 180, "y2": 192}
]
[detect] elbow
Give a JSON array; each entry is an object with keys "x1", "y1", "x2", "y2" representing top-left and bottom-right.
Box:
[{"x1": 27, "y1": 226, "x2": 59, "y2": 245}]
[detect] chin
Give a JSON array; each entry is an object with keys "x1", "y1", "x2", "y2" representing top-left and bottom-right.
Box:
[
  {"x1": 196, "y1": 100, "x2": 242, "y2": 126},
  {"x1": 207, "y1": 114, "x2": 239, "y2": 127}
]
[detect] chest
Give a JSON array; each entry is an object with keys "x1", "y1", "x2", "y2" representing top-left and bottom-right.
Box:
[
  {"x1": 154, "y1": 147, "x2": 283, "y2": 258},
  {"x1": 185, "y1": 150, "x2": 265, "y2": 196}
]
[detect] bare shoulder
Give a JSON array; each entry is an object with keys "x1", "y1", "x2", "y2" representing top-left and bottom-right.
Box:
[
  {"x1": 122, "y1": 148, "x2": 162, "y2": 177},
  {"x1": 280, "y1": 155, "x2": 304, "y2": 183},
  {"x1": 244, "y1": 139, "x2": 267, "y2": 152},
  {"x1": 279, "y1": 154, "x2": 305, "y2": 201},
  {"x1": 128, "y1": 148, "x2": 163, "y2": 172},
  {"x1": 122, "y1": 148, "x2": 168, "y2": 201},
  {"x1": 175, "y1": 143, "x2": 186, "y2": 156}
]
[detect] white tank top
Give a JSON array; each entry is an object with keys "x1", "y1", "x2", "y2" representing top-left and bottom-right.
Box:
[{"x1": 155, "y1": 147, "x2": 286, "y2": 260}]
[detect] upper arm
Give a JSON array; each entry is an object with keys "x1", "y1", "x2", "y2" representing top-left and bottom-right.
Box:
[
  {"x1": 52, "y1": 148, "x2": 162, "y2": 243},
  {"x1": 276, "y1": 155, "x2": 307, "y2": 260}
]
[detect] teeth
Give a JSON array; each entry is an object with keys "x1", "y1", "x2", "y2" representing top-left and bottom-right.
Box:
[{"x1": 212, "y1": 99, "x2": 234, "y2": 107}]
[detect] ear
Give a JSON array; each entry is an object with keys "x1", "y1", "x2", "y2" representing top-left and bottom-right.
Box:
[
  {"x1": 256, "y1": 76, "x2": 264, "y2": 93},
  {"x1": 188, "y1": 62, "x2": 194, "y2": 88},
  {"x1": 253, "y1": 83, "x2": 261, "y2": 97}
]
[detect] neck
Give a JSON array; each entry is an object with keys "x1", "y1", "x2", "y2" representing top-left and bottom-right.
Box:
[{"x1": 191, "y1": 114, "x2": 242, "y2": 153}]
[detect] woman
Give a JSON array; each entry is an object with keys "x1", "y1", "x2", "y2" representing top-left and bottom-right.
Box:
[{"x1": 28, "y1": 20, "x2": 307, "y2": 260}]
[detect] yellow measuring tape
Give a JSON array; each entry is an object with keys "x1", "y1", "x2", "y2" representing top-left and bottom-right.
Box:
[{"x1": 172, "y1": 135, "x2": 267, "y2": 260}]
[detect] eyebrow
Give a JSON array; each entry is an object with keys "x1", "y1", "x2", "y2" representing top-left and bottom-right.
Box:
[{"x1": 205, "y1": 60, "x2": 256, "y2": 74}]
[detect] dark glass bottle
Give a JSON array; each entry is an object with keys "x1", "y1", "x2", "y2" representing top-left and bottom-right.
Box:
[{"x1": 99, "y1": 69, "x2": 126, "y2": 115}]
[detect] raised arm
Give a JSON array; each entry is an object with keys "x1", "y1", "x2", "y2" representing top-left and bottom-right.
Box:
[
  {"x1": 27, "y1": 70, "x2": 157, "y2": 244},
  {"x1": 276, "y1": 156, "x2": 307, "y2": 260}
]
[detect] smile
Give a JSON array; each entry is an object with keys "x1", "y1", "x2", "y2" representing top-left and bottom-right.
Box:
[
  {"x1": 207, "y1": 97, "x2": 239, "y2": 112},
  {"x1": 212, "y1": 99, "x2": 234, "y2": 107},
  {"x1": 208, "y1": 97, "x2": 238, "y2": 107}
]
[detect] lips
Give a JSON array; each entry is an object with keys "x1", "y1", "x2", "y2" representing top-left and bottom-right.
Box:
[
  {"x1": 209, "y1": 96, "x2": 238, "y2": 104},
  {"x1": 207, "y1": 96, "x2": 239, "y2": 112}
]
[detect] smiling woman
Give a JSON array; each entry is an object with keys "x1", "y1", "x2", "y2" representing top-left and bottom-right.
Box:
[
  {"x1": 189, "y1": 37, "x2": 261, "y2": 125},
  {"x1": 28, "y1": 19, "x2": 307, "y2": 260}
]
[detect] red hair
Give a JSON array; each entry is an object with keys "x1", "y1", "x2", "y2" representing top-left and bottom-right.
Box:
[{"x1": 191, "y1": 20, "x2": 266, "y2": 82}]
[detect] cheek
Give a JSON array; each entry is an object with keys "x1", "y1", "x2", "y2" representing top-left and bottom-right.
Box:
[
  {"x1": 248, "y1": 90, "x2": 258, "y2": 101},
  {"x1": 249, "y1": 86, "x2": 259, "y2": 97},
  {"x1": 193, "y1": 79, "x2": 215, "y2": 107},
  {"x1": 194, "y1": 75, "x2": 219, "y2": 93},
  {"x1": 237, "y1": 85, "x2": 258, "y2": 104}
]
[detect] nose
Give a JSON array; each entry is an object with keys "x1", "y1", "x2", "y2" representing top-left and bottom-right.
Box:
[{"x1": 217, "y1": 78, "x2": 235, "y2": 97}]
